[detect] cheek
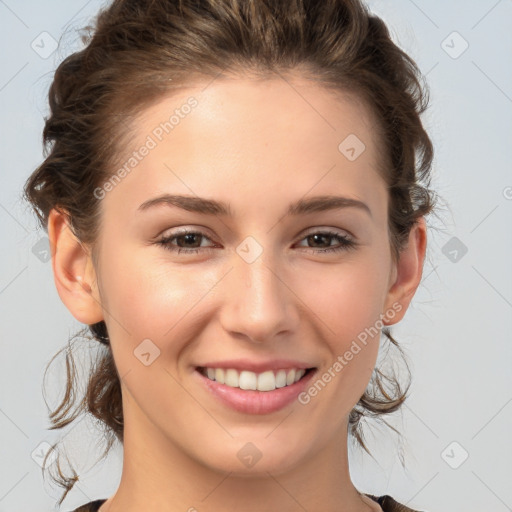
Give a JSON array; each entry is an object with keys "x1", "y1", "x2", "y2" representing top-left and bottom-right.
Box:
[
  {"x1": 96, "y1": 244, "x2": 220, "y2": 354},
  {"x1": 297, "y1": 256, "x2": 388, "y2": 395},
  {"x1": 98, "y1": 234, "x2": 390, "y2": 375},
  {"x1": 306, "y1": 257, "x2": 389, "y2": 341}
]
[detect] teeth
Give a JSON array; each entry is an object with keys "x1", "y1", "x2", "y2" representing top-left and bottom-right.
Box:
[
  {"x1": 224, "y1": 369, "x2": 239, "y2": 387},
  {"x1": 201, "y1": 367, "x2": 307, "y2": 391},
  {"x1": 257, "y1": 370, "x2": 276, "y2": 391},
  {"x1": 275, "y1": 369, "x2": 287, "y2": 388},
  {"x1": 215, "y1": 368, "x2": 225, "y2": 384},
  {"x1": 239, "y1": 370, "x2": 257, "y2": 390}
]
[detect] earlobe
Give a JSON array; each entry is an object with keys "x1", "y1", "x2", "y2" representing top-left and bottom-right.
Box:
[
  {"x1": 383, "y1": 217, "x2": 427, "y2": 325},
  {"x1": 48, "y1": 208, "x2": 104, "y2": 325}
]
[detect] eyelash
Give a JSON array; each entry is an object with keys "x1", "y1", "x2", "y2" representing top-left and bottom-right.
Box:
[{"x1": 156, "y1": 229, "x2": 357, "y2": 255}]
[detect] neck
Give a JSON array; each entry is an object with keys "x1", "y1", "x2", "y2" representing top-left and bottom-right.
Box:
[{"x1": 100, "y1": 389, "x2": 377, "y2": 512}]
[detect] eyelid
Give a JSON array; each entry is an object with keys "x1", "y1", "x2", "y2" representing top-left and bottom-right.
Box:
[
  {"x1": 157, "y1": 225, "x2": 354, "y2": 244},
  {"x1": 156, "y1": 225, "x2": 358, "y2": 255},
  {"x1": 299, "y1": 226, "x2": 354, "y2": 239},
  {"x1": 158, "y1": 226, "x2": 217, "y2": 242}
]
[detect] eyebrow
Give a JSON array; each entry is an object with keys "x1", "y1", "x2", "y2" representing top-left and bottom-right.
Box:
[{"x1": 137, "y1": 194, "x2": 372, "y2": 218}]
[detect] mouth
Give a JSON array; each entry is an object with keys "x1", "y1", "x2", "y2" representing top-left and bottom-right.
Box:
[
  {"x1": 193, "y1": 357, "x2": 319, "y2": 415},
  {"x1": 195, "y1": 366, "x2": 316, "y2": 392}
]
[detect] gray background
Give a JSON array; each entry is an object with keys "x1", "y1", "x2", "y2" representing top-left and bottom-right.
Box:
[{"x1": 0, "y1": 1, "x2": 511, "y2": 511}]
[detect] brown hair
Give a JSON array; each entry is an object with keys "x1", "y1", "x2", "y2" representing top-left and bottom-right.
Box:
[{"x1": 24, "y1": 0, "x2": 437, "y2": 505}]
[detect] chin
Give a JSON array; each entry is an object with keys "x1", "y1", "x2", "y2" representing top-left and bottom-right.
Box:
[{"x1": 196, "y1": 439, "x2": 307, "y2": 477}]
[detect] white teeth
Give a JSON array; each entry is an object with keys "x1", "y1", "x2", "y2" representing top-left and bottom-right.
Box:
[
  {"x1": 215, "y1": 368, "x2": 225, "y2": 384},
  {"x1": 257, "y1": 370, "x2": 275, "y2": 391},
  {"x1": 275, "y1": 369, "x2": 287, "y2": 388},
  {"x1": 224, "y1": 369, "x2": 239, "y2": 387},
  {"x1": 239, "y1": 370, "x2": 257, "y2": 390},
  {"x1": 202, "y1": 367, "x2": 308, "y2": 391}
]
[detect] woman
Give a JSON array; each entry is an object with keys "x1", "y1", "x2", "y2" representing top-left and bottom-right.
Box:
[{"x1": 24, "y1": 0, "x2": 436, "y2": 510}]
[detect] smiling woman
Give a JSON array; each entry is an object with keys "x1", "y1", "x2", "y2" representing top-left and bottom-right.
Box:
[{"x1": 23, "y1": 1, "x2": 437, "y2": 511}]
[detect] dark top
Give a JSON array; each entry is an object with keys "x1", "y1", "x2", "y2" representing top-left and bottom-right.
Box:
[{"x1": 69, "y1": 494, "x2": 423, "y2": 511}]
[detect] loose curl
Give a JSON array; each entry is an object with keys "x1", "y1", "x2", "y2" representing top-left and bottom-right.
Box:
[{"x1": 24, "y1": 0, "x2": 437, "y2": 505}]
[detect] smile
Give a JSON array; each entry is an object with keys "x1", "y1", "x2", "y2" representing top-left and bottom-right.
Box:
[
  {"x1": 195, "y1": 365, "x2": 318, "y2": 415},
  {"x1": 197, "y1": 367, "x2": 313, "y2": 391}
]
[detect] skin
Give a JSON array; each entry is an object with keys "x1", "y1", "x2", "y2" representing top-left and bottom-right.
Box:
[{"x1": 48, "y1": 74, "x2": 426, "y2": 512}]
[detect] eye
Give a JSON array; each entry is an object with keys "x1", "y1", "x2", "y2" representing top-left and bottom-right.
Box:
[
  {"x1": 155, "y1": 228, "x2": 357, "y2": 255},
  {"x1": 294, "y1": 230, "x2": 356, "y2": 253},
  {"x1": 156, "y1": 229, "x2": 216, "y2": 254}
]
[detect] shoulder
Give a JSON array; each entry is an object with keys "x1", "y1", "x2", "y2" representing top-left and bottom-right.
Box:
[
  {"x1": 66, "y1": 499, "x2": 107, "y2": 512},
  {"x1": 69, "y1": 496, "x2": 424, "y2": 512},
  {"x1": 365, "y1": 494, "x2": 426, "y2": 512}
]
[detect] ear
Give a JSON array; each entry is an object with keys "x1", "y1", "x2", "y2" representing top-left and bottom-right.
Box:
[
  {"x1": 382, "y1": 216, "x2": 427, "y2": 325},
  {"x1": 48, "y1": 208, "x2": 104, "y2": 325}
]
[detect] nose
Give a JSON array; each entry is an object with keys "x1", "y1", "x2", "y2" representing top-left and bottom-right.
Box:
[{"x1": 218, "y1": 248, "x2": 300, "y2": 344}]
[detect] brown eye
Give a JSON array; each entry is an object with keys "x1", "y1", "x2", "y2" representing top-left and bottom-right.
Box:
[
  {"x1": 296, "y1": 231, "x2": 356, "y2": 253},
  {"x1": 157, "y1": 230, "x2": 216, "y2": 254}
]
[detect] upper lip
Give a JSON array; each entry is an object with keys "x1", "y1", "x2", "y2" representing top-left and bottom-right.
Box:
[{"x1": 196, "y1": 359, "x2": 316, "y2": 373}]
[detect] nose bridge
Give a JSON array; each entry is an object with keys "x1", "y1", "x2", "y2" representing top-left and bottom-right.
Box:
[{"x1": 220, "y1": 243, "x2": 297, "y2": 343}]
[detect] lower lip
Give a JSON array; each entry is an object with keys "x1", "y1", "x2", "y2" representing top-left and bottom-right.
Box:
[{"x1": 194, "y1": 368, "x2": 317, "y2": 415}]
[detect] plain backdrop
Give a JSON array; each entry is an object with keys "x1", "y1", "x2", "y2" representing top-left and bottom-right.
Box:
[{"x1": 0, "y1": 1, "x2": 511, "y2": 511}]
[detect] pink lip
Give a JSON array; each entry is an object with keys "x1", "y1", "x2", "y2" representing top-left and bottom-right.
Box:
[
  {"x1": 196, "y1": 358, "x2": 314, "y2": 373},
  {"x1": 194, "y1": 367, "x2": 317, "y2": 415}
]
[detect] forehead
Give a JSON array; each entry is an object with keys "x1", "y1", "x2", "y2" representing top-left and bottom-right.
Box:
[
  {"x1": 133, "y1": 74, "x2": 381, "y2": 152},
  {"x1": 101, "y1": 75, "x2": 387, "y2": 219}
]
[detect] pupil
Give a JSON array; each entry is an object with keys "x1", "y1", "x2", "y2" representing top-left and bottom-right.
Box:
[
  {"x1": 180, "y1": 234, "x2": 199, "y2": 247},
  {"x1": 310, "y1": 234, "x2": 329, "y2": 247}
]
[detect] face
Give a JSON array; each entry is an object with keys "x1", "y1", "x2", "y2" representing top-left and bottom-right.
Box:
[{"x1": 89, "y1": 75, "x2": 405, "y2": 476}]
